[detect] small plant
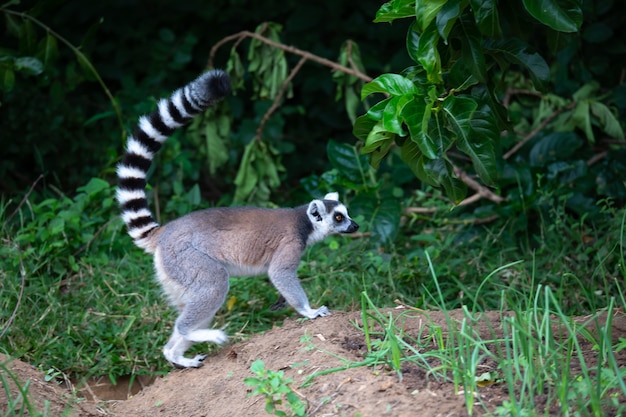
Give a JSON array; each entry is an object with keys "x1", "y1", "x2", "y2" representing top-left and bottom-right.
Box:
[
  {"x1": 244, "y1": 359, "x2": 306, "y2": 417},
  {"x1": 0, "y1": 358, "x2": 51, "y2": 417}
]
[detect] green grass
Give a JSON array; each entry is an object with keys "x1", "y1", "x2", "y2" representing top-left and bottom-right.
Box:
[
  {"x1": 1, "y1": 357, "x2": 52, "y2": 417},
  {"x1": 301, "y1": 253, "x2": 626, "y2": 416},
  {"x1": 1, "y1": 178, "x2": 625, "y2": 415}
]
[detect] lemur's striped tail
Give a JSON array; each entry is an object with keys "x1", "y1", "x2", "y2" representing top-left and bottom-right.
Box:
[{"x1": 116, "y1": 70, "x2": 231, "y2": 251}]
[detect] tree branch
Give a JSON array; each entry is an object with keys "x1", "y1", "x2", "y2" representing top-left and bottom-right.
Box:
[
  {"x1": 255, "y1": 56, "x2": 308, "y2": 141},
  {"x1": 503, "y1": 101, "x2": 576, "y2": 160},
  {"x1": 453, "y1": 166, "x2": 505, "y2": 204},
  {"x1": 208, "y1": 30, "x2": 373, "y2": 83}
]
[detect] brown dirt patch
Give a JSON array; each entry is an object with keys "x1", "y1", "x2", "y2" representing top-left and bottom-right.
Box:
[
  {"x1": 2, "y1": 308, "x2": 625, "y2": 417},
  {"x1": 0, "y1": 353, "x2": 101, "y2": 416}
]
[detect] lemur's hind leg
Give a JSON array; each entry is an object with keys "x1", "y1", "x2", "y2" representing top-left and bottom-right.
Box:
[{"x1": 160, "y1": 249, "x2": 230, "y2": 368}]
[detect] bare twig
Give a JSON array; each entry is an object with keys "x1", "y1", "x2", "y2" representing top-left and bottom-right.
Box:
[
  {"x1": 404, "y1": 207, "x2": 438, "y2": 214},
  {"x1": 72, "y1": 218, "x2": 117, "y2": 257},
  {"x1": 587, "y1": 150, "x2": 607, "y2": 167},
  {"x1": 208, "y1": 30, "x2": 372, "y2": 83},
  {"x1": 4, "y1": 174, "x2": 44, "y2": 227},
  {"x1": 502, "y1": 87, "x2": 542, "y2": 108},
  {"x1": 0, "y1": 241, "x2": 26, "y2": 340},
  {"x1": 403, "y1": 194, "x2": 500, "y2": 224},
  {"x1": 393, "y1": 299, "x2": 426, "y2": 312},
  {"x1": 470, "y1": 214, "x2": 500, "y2": 224},
  {"x1": 453, "y1": 166, "x2": 505, "y2": 204},
  {"x1": 503, "y1": 101, "x2": 576, "y2": 160},
  {"x1": 255, "y1": 56, "x2": 308, "y2": 141},
  {"x1": 457, "y1": 192, "x2": 483, "y2": 206}
]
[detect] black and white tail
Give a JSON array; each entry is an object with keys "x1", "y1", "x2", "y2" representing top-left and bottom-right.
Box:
[{"x1": 116, "y1": 70, "x2": 231, "y2": 251}]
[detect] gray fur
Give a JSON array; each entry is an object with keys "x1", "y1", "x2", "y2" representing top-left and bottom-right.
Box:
[{"x1": 117, "y1": 71, "x2": 359, "y2": 368}]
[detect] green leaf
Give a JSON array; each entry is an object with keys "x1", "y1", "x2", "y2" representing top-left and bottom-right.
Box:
[
  {"x1": 250, "y1": 359, "x2": 265, "y2": 374},
  {"x1": 424, "y1": 158, "x2": 467, "y2": 203},
  {"x1": 447, "y1": 60, "x2": 480, "y2": 92},
  {"x1": 40, "y1": 33, "x2": 59, "y2": 68},
  {"x1": 436, "y1": 0, "x2": 466, "y2": 42},
  {"x1": 4, "y1": 13, "x2": 21, "y2": 37},
  {"x1": 77, "y1": 178, "x2": 110, "y2": 196},
  {"x1": 361, "y1": 74, "x2": 420, "y2": 100},
  {"x1": 529, "y1": 132, "x2": 582, "y2": 167},
  {"x1": 204, "y1": 120, "x2": 229, "y2": 175},
  {"x1": 572, "y1": 82, "x2": 599, "y2": 101},
  {"x1": 361, "y1": 122, "x2": 395, "y2": 169},
  {"x1": 344, "y1": 87, "x2": 360, "y2": 124},
  {"x1": 459, "y1": 17, "x2": 488, "y2": 83},
  {"x1": 400, "y1": 140, "x2": 437, "y2": 186},
  {"x1": 570, "y1": 100, "x2": 593, "y2": 142},
  {"x1": 382, "y1": 95, "x2": 411, "y2": 136},
  {"x1": 370, "y1": 140, "x2": 394, "y2": 169},
  {"x1": 233, "y1": 141, "x2": 259, "y2": 202},
  {"x1": 327, "y1": 140, "x2": 368, "y2": 184},
  {"x1": 415, "y1": 0, "x2": 447, "y2": 32},
  {"x1": 19, "y1": 19, "x2": 36, "y2": 54},
  {"x1": 353, "y1": 114, "x2": 378, "y2": 141},
  {"x1": 416, "y1": 24, "x2": 442, "y2": 84},
  {"x1": 374, "y1": 0, "x2": 416, "y2": 23},
  {"x1": 443, "y1": 95, "x2": 498, "y2": 185},
  {"x1": 226, "y1": 48, "x2": 245, "y2": 90},
  {"x1": 468, "y1": 110, "x2": 499, "y2": 184},
  {"x1": 362, "y1": 122, "x2": 394, "y2": 153},
  {"x1": 401, "y1": 98, "x2": 438, "y2": 159},
  {"x1": 590, "y1": 101, "x2": 624, "y2": 140},
  {"x1": 485, "y1": 38, "x2": 549, "y2": 90},
  {"x1": 522, "y1": 0, "x2": 582, "y2": 33},
  {"x1": 366, "y1": 98, "x2": 390, "y2": 122},
  {"x1": 428, "y1": 110, "x2": 453, "y2": 154},
  {"x1": 1, "y1": 68, "x2": 15, "y2": 91},
  {"x1": 469, "y1": 0, "x2": 501, "y2": 37},
  {"x1": 49, "y1": 217, "x2": 65, "y2": 235},
  {"x1": 76, "y1": 53, "x2": 96, "y2": 81},
  {"x1": 371, "y1": 194, "x2": 402, "y2": 244},
  {"x1": 14, "y1": 56, "x2": 43, "y2": 75},
  {"x1": 406, "y1": 20, "x2": 421, "y2": 64},
  {"x1": 351, "y1": 190, "x2": 401, "y2": 244}
]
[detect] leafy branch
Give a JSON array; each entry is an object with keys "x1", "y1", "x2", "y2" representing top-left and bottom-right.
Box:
[
  {"x1": 208, "y1": 28, "x2": 372, "y2": 83},
  {"x1": 209, "y1": 24, "x2": 502, "y2": 208},
  {"x1": 205, "y1": 23, "x2": 372, "y2": 205},
  {"x1": 353, "y1": 0, "x2": 585, "y2": 204}
]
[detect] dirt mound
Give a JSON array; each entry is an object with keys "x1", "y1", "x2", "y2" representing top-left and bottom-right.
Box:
[
  {"x1": 111, "y1": 309, "x2": 479, "y2": 417},
  {"x1": 2, "y1": 309, "x2": 625, "y2": 417},
  {"x1": 0, "y1": 353, "x2": 101, "y2": 417}
]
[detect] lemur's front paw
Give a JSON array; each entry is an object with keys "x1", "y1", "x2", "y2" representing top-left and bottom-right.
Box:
[
  {"x1": 170, "y1": 354, "x2": 207, "y2": 369},
  {"x1": 298, "y1": 305, "x2": 331, "y2": 319},
  {"x1": 315, "y1": 306, "x2": 331, "y2": 317}
]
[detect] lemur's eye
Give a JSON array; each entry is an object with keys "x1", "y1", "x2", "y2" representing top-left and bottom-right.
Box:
[{"x1": 335, "y1": 213, "x2": 343, "y2": 222}]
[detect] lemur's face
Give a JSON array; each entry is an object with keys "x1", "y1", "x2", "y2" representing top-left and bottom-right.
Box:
[
  {"x1": 327, "y1": 205, "x2": 359, "y2": 234},
  {"x1": 306, "y1": 193, "x2": 359, "y2": 245}
]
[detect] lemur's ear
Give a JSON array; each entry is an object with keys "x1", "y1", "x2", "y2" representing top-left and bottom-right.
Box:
[
  {"x1": 307, "y1": 200, "x2": 325, "y2": 222},
  {"x1": 323, "y1": 192, "x2": 339, "y2": 201}
]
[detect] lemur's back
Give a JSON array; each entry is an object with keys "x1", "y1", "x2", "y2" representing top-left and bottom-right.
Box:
[{"x1": 156, "y1": 206, "x2": 311, "y2": 273}]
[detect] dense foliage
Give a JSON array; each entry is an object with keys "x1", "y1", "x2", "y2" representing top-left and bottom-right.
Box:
[{"x1": 1, "y1": 0, "x2": 625, "y2": 241}]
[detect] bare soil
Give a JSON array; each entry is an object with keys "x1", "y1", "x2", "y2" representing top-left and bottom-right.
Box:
[{"x1": 2, "y1": 308, "x2": 625, "y2": 417}]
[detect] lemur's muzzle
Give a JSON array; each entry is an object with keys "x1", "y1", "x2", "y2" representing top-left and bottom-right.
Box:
[{"x1": 343, "y1": 220, "x2": 359, "y2": 234}]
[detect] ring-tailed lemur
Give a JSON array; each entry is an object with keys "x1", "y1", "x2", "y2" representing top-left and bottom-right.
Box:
[{"x1": 116, "y1": 69, "x2": 359, "y2": 368}]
